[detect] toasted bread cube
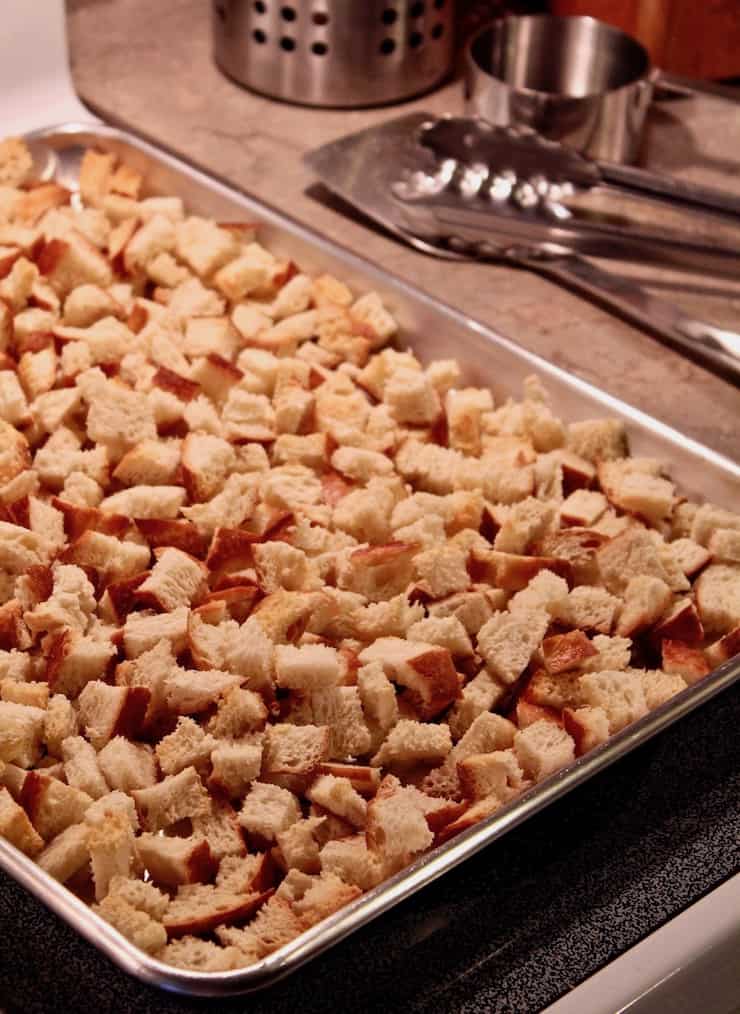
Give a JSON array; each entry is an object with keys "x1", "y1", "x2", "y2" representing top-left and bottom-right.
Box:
[
  {"x1": 136, "y1": 833, "x2": 218, "y2": 889},
  {"x1": 77, "y1": 681, "x2": 149, "y2": 749},
  {"x1": 358, "y1": 637, "x2": 459, "y2": 719},
  {"x1": 20, "y1": 771, "x2": 92, "y2": 841},
  {"x1": 661, "y1": 640, "x2": 710, "y2": 684},
  {"x1": 0, "y1": 785, "x2": 44, "y2": 856},
  {"x1": 561, "y1": 705, "x2": 610, "y2": 755}
]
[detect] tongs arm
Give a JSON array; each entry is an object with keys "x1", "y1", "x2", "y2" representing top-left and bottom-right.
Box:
[
  {"x1": 599, "y1": 161, "x2": 740, "y2": 222},
  {"x1": 526, "y1": 255, "x2": 740, "y2": 383}
]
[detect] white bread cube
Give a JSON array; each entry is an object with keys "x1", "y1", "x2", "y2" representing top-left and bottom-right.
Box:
[
  {"x1": 357, "y1": 661, "x2": 399, "y2": 734},
  {"x1": 319, "y1": 835, "x2": 383, "y2": 891},
  {"x1": 566, "y1": 418, "x2": 627, "y2": 463},
  {"x1": 87, "y1": 809, "x2": 136, "y2": 900},
  {"x1": 578, "y1": 670, "x2": 648, "y2": 733},
  {"x1": 238, "y1": 782, "x2": 301, "y2": 843},
  {"x1": 164, "y1": 668, "x2": 242, "y2": 716},
  {"x1": 133, "y1": 766, "x2": 211, "y2": 832},
  {"x1": 209, "y1": 740, "x2": 263, "y2": 799},
  {"x1": 175, "y1": 216, "x2": 239, "y2": 278},
  {"x1": 93, "y1": 894, "x2": 167, "y2": 955},
  {"x1": 112, "y1": 439, "x2": 181, "y2": 487},
  {"x1": 513, "y1": 720, "x2": 575, "y2": 781},
  {"x1": 447, "y1": 669, "x2": 507, "y2": 741},
  {"x1": 61, "y1": 735, "x2": 109, "y2": 799},
  {"x1": 306, "y1": 774, "x2": 367, "y2": 829},
  {"x1": 275, "y1": 816, "x2": 325, "y2": 874},
  {"x1": 596, "y1": 527, "x2": 670, "y2": 595},
  {"x1": 477, "y1": 608, "x2": 549, "y2": 685},
  {"x1": 159, "y1": 937, "x2": 246, "y2": 972},
  {"x1": 0, "y1": 370, "x2": 29, "y2": 425},
  {"x1": 274, "y1": 643, "x2": 341, "y2": 690},
  {"x1": 306, "y1": 685, "x2": 373, "y2": 761},
  {"x1": 262, "y1": 723, "x2": 330, "y2": 792},
  {"x1": 616, "y1": 576, "x2": 672, "y2": 637},
  {"x1": 407, "y1": 615, "x2": 473, "y2": 657},
  {"x1": 123, "y1": 606, "x2": 189, "y2": 658},
  {"x1": 695, "y1": 564, "x2": 740, "y2": 634},
  {"x1": 97, "y1": 737, "x2": 157, "y2": 792},
  {"x1": 690, "y1": 503, "x2": 740, "y2": 547},
  {"x1": 206, "y1": 686, "x2": 269, "y2": 739},
  {"x1": 413, "y1": 542, "x2": 470, "y2": 599},
  {"x1": 554, "y1": 585, "x2": 620, "y2": 634},
  {"x1": 36, "y1": 822, "x2": 89, "y2": 881},
  {"x1": 155, "y1": 716, "x2": 217, "y2": 777},
  {"x1": 365, "y1": 780, "x2": 433, "y2": 870},
  {"x1": 0, "y1": 701, "x2": 46, "y2": 768},
  {"x1": 371, "y1": 719, "x2": 452, "y2": 768},
  {"x1": 136, "y1": 547, "x2": 207, "y2": 612}
]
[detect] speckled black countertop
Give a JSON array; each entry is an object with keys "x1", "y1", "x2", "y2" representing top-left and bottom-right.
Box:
[{"x1": 1, "y1": 680, "x2": 738, "y2": 1014}]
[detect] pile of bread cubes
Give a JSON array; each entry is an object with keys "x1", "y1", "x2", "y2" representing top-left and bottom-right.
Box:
[{"x1": 0, "y1": 135, "x2": 737, "y2": 974}]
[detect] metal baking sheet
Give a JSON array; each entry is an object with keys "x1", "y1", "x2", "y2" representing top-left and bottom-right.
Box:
[{"x1": 1, "y1": 121, "x2": 738, "y2": 998}]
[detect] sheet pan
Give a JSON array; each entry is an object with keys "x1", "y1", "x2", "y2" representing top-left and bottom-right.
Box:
[{"x1": 1, "y1": 121, "x2": 737, "y2": 997}]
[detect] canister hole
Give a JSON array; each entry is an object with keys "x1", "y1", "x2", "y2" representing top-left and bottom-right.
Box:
[
  {"x1": 311, "y1": 11, "x2": 329, "y2": 25},
  {"x1": 253, "y1": 28, "x2": 267, "y2": 42},
  {"x1": 409, "y1": 30, "x2": 424, "y2": 47},
  {"x1": 254, "y1": 0, "x2": 266, "y2": 12},
  {"x1": 410, "y1": 2, "x2": 425, "y2": 17},
  {"x1": 280, "y1": 5, "x2": 296, "y2": 20},
  {"x1": 280, "y1": 36, "x2": 296, "y2": 51},
  {"x1": 431, "y1": 22, "x2": 444, "y2": 39},
  {"x1": 311, "y1": 40, "x2": 328, "y2": 55},
  {"x1": 382, "y1": 9, "x2": 397, "y2": 25},
  {"x1": 379, "y1": 37, "x2": 396, "y2": 54}
]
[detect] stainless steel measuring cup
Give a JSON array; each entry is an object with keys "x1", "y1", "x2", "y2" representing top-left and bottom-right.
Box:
[{"x1": 465, "y1": 15, "x2": 740, "y2": 163}]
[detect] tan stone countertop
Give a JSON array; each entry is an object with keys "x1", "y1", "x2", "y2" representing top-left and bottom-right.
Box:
[{"x1": 67, "y1": 0, "x2": 739, "y2": 462}]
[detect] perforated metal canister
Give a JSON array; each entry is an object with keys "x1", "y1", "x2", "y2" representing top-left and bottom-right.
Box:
[{"x1": 212, "y1": 0, "x2": 456, "y2": 108}]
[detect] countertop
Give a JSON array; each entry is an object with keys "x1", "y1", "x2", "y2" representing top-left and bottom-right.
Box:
[{"x1": 0, "y1": 2, "x2": 738, "y2": 1012}]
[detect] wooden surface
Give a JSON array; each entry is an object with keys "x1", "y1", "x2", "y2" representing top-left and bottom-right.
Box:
[{"x1": 66, "y1": 0, "x2": 739, "y2": 462}]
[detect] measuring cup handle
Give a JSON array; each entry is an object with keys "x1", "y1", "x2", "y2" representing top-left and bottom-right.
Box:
[{"x1": 652, "y1": 69, "x2": 740, "y2": 104}]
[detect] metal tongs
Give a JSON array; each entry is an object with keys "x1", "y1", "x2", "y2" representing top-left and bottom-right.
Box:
[
  {"x1": 305, "y1": 113, "x2": 740, "y2": 381},
  {"x1": 391, "y1": 116, "x2": 740, "y2": 379}
]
